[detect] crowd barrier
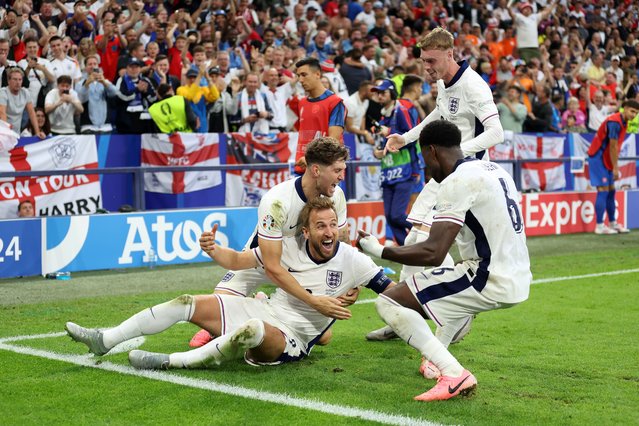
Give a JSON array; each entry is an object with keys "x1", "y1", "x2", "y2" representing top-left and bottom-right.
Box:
[
  {"x1": 1, "y1": 131, "x2": 638, "y2": 219},
  {"x1": 1, "y1": 189, "x2": 637, "y2": 279}
]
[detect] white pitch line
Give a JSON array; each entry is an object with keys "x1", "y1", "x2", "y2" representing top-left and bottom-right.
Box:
[
  {"x1": 354, "y1": 267, "x2": 639, "y2": 305},
  {"x1": 529, "y1": 268, "x2": 639, "y2": 284},
  {"x1": 0, "y1": 332, "x2": 441, "y2": 426}
]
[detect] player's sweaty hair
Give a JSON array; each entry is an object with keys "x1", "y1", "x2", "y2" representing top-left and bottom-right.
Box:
[
  {"x1": 299, "y1": 197, "x2": 337, "y2": 229},
  {"x1": 305, "y1": 137, "x2": 350, "y2": 167},
  {"x1": 417, "y1": 27, "x2": 454, "y2": 51}
]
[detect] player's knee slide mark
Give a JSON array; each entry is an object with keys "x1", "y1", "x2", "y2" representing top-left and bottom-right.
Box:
[
  {"x1": 232, "y1": 319, "x2": 265, "y2": 348},
  {"x1": 174, "y1": 294, "x2": 194, "y2": 305}
]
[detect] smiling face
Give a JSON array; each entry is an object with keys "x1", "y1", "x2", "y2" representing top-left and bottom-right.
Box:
[
  {"x1": 313, "y1": 160, "x2": 346, "y2": 198},
  {"x1": 303, "y1": 208, "x2": 339, "y2": 260}
]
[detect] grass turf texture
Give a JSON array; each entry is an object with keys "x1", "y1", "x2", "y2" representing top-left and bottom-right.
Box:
[{"x1": 0, "y1": 233, "x2": 638, "y2": 425}]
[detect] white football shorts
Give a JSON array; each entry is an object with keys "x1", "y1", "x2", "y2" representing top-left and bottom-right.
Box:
[
  {"x1": 214, "y1": 294, "x2": 323, "y2": 366},
  {"x1": 214, "y1": 268, "x2": 268, "y2": 297},
  {"x1": 406, "y1": 261, "x2": 518, "y2": 337}
]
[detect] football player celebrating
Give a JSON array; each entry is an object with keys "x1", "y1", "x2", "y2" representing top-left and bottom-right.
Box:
[
  {"x1": 358, "y1": 120, "x2": 531, "y2": 401},
  {"x1": 188, "y1": 137, "x2": 354, "y2": 348},
  {"x1": 366, "y1": 27, "x2": 504, "y2": 347},
  {"x1": 65, "y1": 198, "x2": 393, "y2": 370}
]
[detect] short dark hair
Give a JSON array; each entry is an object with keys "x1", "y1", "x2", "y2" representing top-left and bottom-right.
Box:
[
  {"x1": 400, "y1": 74, "x2": 423, "y2": 97},
  {"x1": 57, "y1": 75, "x2": 72, "y2": 85},
  {"x1": 128, "y1": 41, "x2": 143, "y2": 52},
  {"x1": 358, "y1": 80, "x2": 373, "y2": 89},
  {"x1": 622, "y1": 99, "x2": 639, "y2": 110},
  {"x1": 305, "y1": 137, "x2": 349, "y2": 167},
  {"x1": 49, "y1": 35, "x2": 62, "y2": 44},
  {"x1": 299, "y1": 197, "x2": 337, "y2": 230},
  {"x1": 295, "y1": 57, "x2": 321, "y2": 71},
  {"x1": 157, "y1": 83, "x2": 173, "y2": 99},
  {"x1": 419, "y1": 120, "x2": 461, "y2": 150},
  {"x1": 155, "y1": 54, "x2": 168, "y2": 63},
  {"x1": 18, "y1": 199, "x2": 33, "y2": 212}
]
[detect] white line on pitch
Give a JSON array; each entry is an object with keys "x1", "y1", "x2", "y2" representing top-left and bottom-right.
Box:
[
  {"x1": 354, "y1": 267, "x2": 639, "y2": 305},
  {"x1": 0, "y1": 333, "x2": 440, "y2": 426}
]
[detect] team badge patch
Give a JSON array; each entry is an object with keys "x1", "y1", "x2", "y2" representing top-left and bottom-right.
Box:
[
  {"x1": 221, "y1": 272, "x2": 235, "y2": 282},
  {"x1": 449, "y1": 97, "x2": 460, "y2": 114},
  {"x1": 326, "y1": 270, "x2": 343, "y2": 288},
  {"x1": 261, "y1": 214, "x2": 275, "y2": 231}
]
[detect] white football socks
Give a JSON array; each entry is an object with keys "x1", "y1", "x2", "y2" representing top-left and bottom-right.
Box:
[
  {"x1": 102, "y1": 294, "x2": 196, "y2": 349},
  {"x1": 375, "y1": 295, "x2": 464, "y2": 377},
  {"x1": 169, "y1": 319, "x2": 265, "y2": 368}
]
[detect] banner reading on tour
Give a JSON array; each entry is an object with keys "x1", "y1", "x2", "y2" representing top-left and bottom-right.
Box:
[{"x1": 0, "y1": 135, "x2": 102, "y2": 219}]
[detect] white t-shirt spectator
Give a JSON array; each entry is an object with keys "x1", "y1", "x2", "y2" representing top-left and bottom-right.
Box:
[
  {"x1": 50, "y1": 56, "x2": 82, "y2": 85},
  {"x1": 18, "y1": 57, "x2": 55, "y2": 105},
  {"x1": 588, "y1": 104, "x2": 616, "y2": 131},
  {"x1": 45, "y1": 88, "x2": 80, "y2": 134},
  {"x1": 344, "y1": 92, "x2": 369, "y2": 132},
  {"x1": 514, "y1": 13, "x2": 542, "y2": 49}
]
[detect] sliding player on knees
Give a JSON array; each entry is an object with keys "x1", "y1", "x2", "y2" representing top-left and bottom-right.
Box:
[{"x1": 65, "y1": 198, "x2": 392, "y2": 370}]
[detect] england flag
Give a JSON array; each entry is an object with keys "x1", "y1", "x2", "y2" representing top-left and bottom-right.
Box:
[{"x1": 141, "y1": 133, "x2": 222, "y2": 194}]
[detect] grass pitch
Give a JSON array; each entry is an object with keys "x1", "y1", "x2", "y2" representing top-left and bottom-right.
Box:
[{"x1": 0, "y1": 233, "x2": 638, "y2": 425}]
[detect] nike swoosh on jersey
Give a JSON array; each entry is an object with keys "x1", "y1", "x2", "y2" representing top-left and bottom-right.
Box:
[
  {"x1": 448, "y1": 375, "x2": 472, "y2": 394},
  {"x1": 288, "y1": 267, "x2": 301, "y2": 273}
]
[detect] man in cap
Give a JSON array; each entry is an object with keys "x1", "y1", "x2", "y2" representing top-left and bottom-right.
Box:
[{"x1": 114, "y1": 57, "x2": 157, "y2": 134}]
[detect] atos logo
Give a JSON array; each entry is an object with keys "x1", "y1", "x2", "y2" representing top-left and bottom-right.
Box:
[{"x1": 118, "y1": 213, "x2": 229, "y2": 264}]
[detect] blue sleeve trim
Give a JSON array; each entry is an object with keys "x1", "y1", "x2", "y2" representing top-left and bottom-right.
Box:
[
  {"x1": 607, "y1": 121, "x2": 621, "y2": 140},
  {"x1": 329, "y1": 100, "x2": 345, "y2": 127},
  {"x1": 366, "y1": 270, "x2": 392, "y2": 294}
]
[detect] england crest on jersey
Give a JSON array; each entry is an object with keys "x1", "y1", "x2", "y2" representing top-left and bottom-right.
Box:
[
  {"x1": 326, "y1": 270, "x2": 343, "y2": 288},
  {"x1": 449, "y1": 97, "x2": 460, "y2": 114}
]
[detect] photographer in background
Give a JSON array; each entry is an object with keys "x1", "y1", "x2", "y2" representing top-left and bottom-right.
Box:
[
  {"x1": 44, "y1": 74, "x2": 84, "y2": 135},
  {"x1": 76, "y1": 55, "x2": 119, "y2": 133},
  {"x1": 370, "y1": 79, "x2": 421, "y2": 246}
]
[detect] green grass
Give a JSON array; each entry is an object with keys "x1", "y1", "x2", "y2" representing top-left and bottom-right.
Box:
[{"x1": 0, "y1": 233, "x2": 638, "y2": 425}]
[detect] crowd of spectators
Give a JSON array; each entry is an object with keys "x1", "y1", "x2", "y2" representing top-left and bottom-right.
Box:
[{"x1": 0, "y1": 0, "x2": 638, "y2": 138}]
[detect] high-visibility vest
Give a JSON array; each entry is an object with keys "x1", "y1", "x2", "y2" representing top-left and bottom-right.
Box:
[{"x1": 148, "y1": 95, "x2": 192, "y2": 133}]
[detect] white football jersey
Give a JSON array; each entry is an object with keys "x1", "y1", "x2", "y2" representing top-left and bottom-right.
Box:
[
  {"x1": 405, "y1": 61, "x2": 503, "y2": 222},
  {"x1": 246, "y1": 177, "x2": 347, "y2": 249},
  {"x1": 253, "y1": 236, "x2": 385, "y2": 341},
  {"x1": 435, "y1": 61, "x2": 500, "y2": 160},
  {"x1": 404, "y1": 61, "x2": 501, "y2": 161},
  {"x1": 432, "y1": 158, "x2": 531, "y2": 304}
]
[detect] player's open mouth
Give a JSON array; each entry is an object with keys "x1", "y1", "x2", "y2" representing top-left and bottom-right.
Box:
[{"x1": 321, "y1": 239, "x2": 334, "y2": 251}]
